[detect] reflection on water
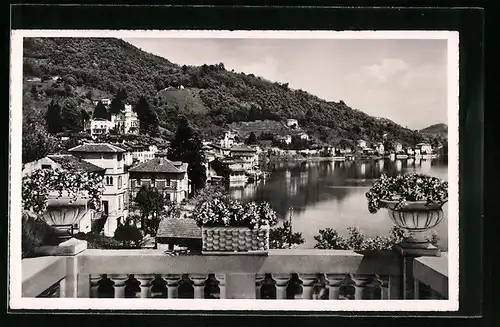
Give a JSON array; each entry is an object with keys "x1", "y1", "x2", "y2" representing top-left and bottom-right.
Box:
[{"x1": 228, "y1": 158, "x2": 449, "y2": 250}]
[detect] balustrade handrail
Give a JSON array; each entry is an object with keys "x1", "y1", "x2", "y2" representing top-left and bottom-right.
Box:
[
  {"x1": 22, "y1": 256, "x2": 66, "y2": 297},
  {"x1": 76, "y1": 249, "x2": 402, "y2": 275},
  {"x1": 413, "y1": 253, "x2": 449, "y2": 299}
]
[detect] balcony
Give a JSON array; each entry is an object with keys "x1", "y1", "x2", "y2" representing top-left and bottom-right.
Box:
[{"x1": 22, "y1": 247, "x2": 449, "y2": 301}]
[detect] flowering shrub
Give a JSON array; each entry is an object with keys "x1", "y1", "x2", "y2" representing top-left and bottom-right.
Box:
[
  {"x1": 365, "y1": 173, "x2": 448, "y2": 213},
  {"x1": 269, "y1": 220, "x2": 305, "y2": 249},
  {"x1": 192, "y1": 196, "x2": 278, "y2": 229},
  {"x1": 22, "y1": 168, "x2": 105, "y2": 216},
  {"x1": 314, "y1": 226, "x2": 412, "y2": 251}
]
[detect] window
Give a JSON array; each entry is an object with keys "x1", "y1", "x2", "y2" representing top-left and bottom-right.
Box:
[
  {"x1": 166, "y1": 179, "x2": 171, "y2": 187},
  {"x1": 151, "y1": 179, "x2": 156, "y2": 187},
  {"x1": 41, "y1": 164, "x2": 51, "y2": 169},
  {"x1": 157, "y1": 181, "x2": 165, "y2": 189},
  {"x1": 117, "y1": 154, "x2": 122, "y2": 161},
  {"x1": 106, "y1": 176, "x2": 114, "y2": 186},
  {"x1": 118, "y1": 176, "x2": 122, "y2": 189},
  {"x1": 118, "y1": 197, "x2": 122, "y2": 211}
]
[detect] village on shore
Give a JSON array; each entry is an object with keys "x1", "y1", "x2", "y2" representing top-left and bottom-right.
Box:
[{"x1": 22, "y1": 96, "x2": 444, "y2": 250}]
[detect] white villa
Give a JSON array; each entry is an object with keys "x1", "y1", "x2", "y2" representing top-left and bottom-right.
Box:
[
  {"x1": 416, "y1": 143, "x2": 433, "y2": 154},
  {"x1": 286, "y1": 119, "x2": 298, "y2": 128},
  {"x1": 87, "y1": 104, "x2": 139, "y2": 137},
  {"x1": 69, "y1": 143, "x2": 130, "y2": 237},
  {"x1": 357, "y1": 140, "x2": 367, "y2": 148}
]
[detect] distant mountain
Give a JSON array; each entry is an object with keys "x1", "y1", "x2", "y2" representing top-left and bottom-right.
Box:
[
  {"x1": 420, "y1": 123, "x2": 448, "y2": 137},
  {"x1": 22, "y1": 37, "x2": 427, "y2": 147}
]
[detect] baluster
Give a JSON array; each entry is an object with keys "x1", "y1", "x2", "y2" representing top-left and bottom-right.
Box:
[
  {"x1": 255, "y1": 274, "x2": 265, "y2": 299},
  {"x1": 299, "y1": 274, "x2": 317, "y2": 300},
  {"x1": 326, "y1": 274, "x2": 347, "y2": 300},
  {"x1": 351, "y1": 274, "x2": 371, "y2": 300},
  {"x1": 90, "y1": 275, "x2": 101, "y2": 298},
  {"x1": 215, "y1": 273, "x2": 226, "y2": 299},
  {"x1": 376, "y1": 275, "x2": 390, "y2": 300},
  {"x1": 164, "y1": 274, "x2": 180, "y2": 299},
  {"x1": 190, "y1": 274, "x2": 207, "y2": 299},
  {"x1": 109, "y1": 274, "x2": 128, "y2": 298},
  {"x1": 136, "y1": 274, "x2": 154, "y2": 298},
  {"x1": 273, "y1": 274, "x2": 291, "y2": 300}
]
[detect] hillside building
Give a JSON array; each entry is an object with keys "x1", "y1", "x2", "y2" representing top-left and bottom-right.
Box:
[{"x1": 286, "y1": 119, "x2": 299, "y2": 128}]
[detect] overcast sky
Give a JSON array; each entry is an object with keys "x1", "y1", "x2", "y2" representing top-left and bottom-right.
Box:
[{"x1": 123, "y1": 37, "x2": 448, "y2": 130}]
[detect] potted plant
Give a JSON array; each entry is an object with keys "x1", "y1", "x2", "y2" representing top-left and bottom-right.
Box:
[
  {"x1": 192, "y1": 196, "x2": 277, "y2": 254},
  {"x1": 365, "y1": 173, "x2": 448, "y2": 249}
]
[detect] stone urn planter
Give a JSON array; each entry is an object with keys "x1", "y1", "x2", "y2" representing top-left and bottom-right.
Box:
[
  {"x1": 379, "y1": 199, "x2": 446, "y2": 249},
  {"x1": 366, "y1": 174, "x2": 448, "y2": 253},
  {"x1": 201, "y1": 225, "x2": 270, "y2": 254}
]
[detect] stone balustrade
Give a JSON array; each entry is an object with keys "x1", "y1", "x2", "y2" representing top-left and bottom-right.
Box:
[{"x1": 22, "y1": 249, "x2": 448, "y2": 300}]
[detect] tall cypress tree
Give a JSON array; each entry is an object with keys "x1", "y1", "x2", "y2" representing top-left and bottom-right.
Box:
[
  {"x1": 45, "y1": 100, "x2": 63, "y2": 134},
  {"x1": 93, "y1": 101, "x2": 108, "y2": 119},
  {"x1": 109, "y1": 88, "x2": 127, "y2": 115},
  {"x1": 135, "y1": 96, "x2": 159, "y2": 136},
  {"x1": 168, "y1": 117, "x2": 206, "y2": 194}
]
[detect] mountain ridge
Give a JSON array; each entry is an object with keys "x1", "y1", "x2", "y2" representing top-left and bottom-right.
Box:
[{"x1": 22, "y1": 37, "x2": 431, "y2": 147}]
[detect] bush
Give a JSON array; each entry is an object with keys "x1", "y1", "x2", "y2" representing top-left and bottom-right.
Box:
[
  {"x1": 22, "y1": 213, "x2": 59, "y2": 258},
  {"x1": 269, "y1": 220, "x2": 305, "y2": 249},
  {"x1": 74, "y1": 232, "x2": 123, "y2": 249},
  {"x1": 114, "y1": 222, "x2": 143, "y2": 248}
]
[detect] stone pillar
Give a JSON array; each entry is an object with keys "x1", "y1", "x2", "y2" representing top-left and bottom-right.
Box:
[
  {"x1": 190, "y1": 274, "x2": 207, "y2": 299},
  {"x1": 215, "y1": 273, "x2": 226, "y2": 299},
  {"x1": 164, "y1": 274, "x2": 180, "y2": 299},
  {"x1": 326, "y1": 274, "x2": 346, "y2": 300},
  {"x1": 376, "y1": 275, "x2": 390, "y2": 300},
  {"x1": 136, "y1": 274, "x2": 154, "y2": 298},
  {"x1": 299, "y1": 274, "x2": 317, "y2": 300},
  {"x1": 255, "y1": 274, "x2": 265, "y2": 299},
  {"x1": 351, "y1": 274, "x2": 371, "y2": 300},
  {"x1": 89, "y1": 275, "x2": 101, "y2": 298},
  {"x1": 109, "y1": 274, "x2": 128, "y2": 298},
  {"x1": 273, "y1": 274, "x2": 290, "y2": 300}
]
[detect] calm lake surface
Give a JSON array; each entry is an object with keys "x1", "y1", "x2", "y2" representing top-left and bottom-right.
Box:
[{"x1": 228, "y1": 157, "x2": 449, "y2": 250}]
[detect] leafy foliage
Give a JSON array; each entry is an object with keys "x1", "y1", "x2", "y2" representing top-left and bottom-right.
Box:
[
  {"x1": 114, "y1": 219, "x2": 143, "y2": 248},
  {"x1": 313, "y1": 226, "x2": 410, "y2": 251},
  {"x1": 269, "y1": 220, "x2": 305, "y2": 249},
  {"x1": 134, "y1": 185, "x2": 166, "y2": 234},
  {"x1": 134, "y1": 96, "x2": 159, "y2": 136},
  {"x1": 365, "y1": 173, "x2": 448, "y2": 213},
  {"x1": 192, "y1": 196, "x2": 278, "y2": 229},
  {"x1": 168, "y1": 117, "x2": 207, "y2": 193},
  {"x1": 22, "y1": 168, "x2": 105, "y2": 216},
  {"x1": 93, "y1": 100, "x2": 108, "y2": 119},
  {"x1": 22, "y1": 212, "x2": 59, "y2": 258}
]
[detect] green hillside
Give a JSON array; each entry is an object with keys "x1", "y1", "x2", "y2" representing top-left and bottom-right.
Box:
[
  {"x1": 22, "y1": 37, "x2": 428, "y2": 147},
  {"x1": 420, "y1": 123, "x2": 448, "y2": 137}
]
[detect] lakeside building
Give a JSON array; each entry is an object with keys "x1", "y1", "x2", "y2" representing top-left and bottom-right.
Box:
[
  {"x1": 277, "y1": 135, "x2": 292, "y2": 145},
  {"x1": 394, "y1": 142, "x2": 403, "y2": 153},
  {"x1": 406, "y1": 147, "x2": 415, "y2": 155},
  {"x1": 229, "y1": 145, "x2": 259, "y2": 167},
  {"x1": 357, "y1": 139, "x2": 367, "y2": 148},
  {"x1": 416, "y1": 142, "x2": 433, "y2": 154},
  {"x1": 220, "y1": 130, "x2": 237, "y2": 149},
  {"x1": 22, "y1": 154, "x2": 106, "y2": 235},
  {"x1": 375, "y1": 142, "x2": 385, "y2": 155},
  {"x1": 128, "y1": 157, "x2": 190, "y2": 203},
  {"x1": 69, "y1": 143, "x2": 129, "y2": 237},
  {"x1": 299, "y1": 133, "x2": 310, "y2": 141},
  {"x1": 286, "y1": 118, "x2": 299, "y2": 128}
]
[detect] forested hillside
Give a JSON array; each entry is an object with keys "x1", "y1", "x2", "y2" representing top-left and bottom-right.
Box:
[{"x1": 22, "y1": 37, "x2": 427, "y2": 147}]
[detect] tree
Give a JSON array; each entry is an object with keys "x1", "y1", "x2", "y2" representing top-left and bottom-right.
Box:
[
  {"x1": 30, "y1": 84, "x2": 38, "y2": 96},
  {"x1": 245, "y1": 132, "x2": 257, "y2": 145},
  {"x1": 109, "y1": 88, "x2": 127, "y2": 114},
  {"x1": 269, "y1": 220, "x2": 305, "y2": 249},
  {"x1": 113, "y1": 218, "x2": 143, "y2": 248},
  {"x1": 45, "y1": 100, "x2": 63, "y2": 134},
  {"x1": 134, "y1": 185, "x2": 166, "y2": 234},
  {"x1": 23, "y1": 119, "x2": 60, "y2": 164},
  {"x1": 93, "y1": 101, "x2": 108, "y2": 119},
  {"x1": 134, "y1": 96, "x2": 159, "y2": 136},
  {"x1": 61, "y1": 99, "x2": 83, "y2": 132},
  {"x1": 168, "y1": 116, "x2": 207, "y2": 194}
]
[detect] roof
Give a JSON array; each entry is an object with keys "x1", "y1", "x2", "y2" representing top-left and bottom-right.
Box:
[
  {"x1": 68, "y1": 143, "x2": 126, "y2": 153},
  {"x1": 110, "y1": 143, "x2": 132, "y2": 151},
  {"x1": 47, "y1": 155, "x2": 105, "y2": 173},
  {"x1": 156, "y1": 217, "x2": 201, "y2": 239},
  {"x1": 416, "y1": 143, "x2": 431, "y2": 146},
  {"x1": 128, "y1": 158, "x2": 188, "y2": 173},
  {"x1": 230, "y1": 146, "x2": 257, "y2": 152}
]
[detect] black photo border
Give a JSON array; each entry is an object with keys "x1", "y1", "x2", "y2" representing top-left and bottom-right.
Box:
[{"x1": 6, "y1": 3, "x2": 487, "y2": 326}]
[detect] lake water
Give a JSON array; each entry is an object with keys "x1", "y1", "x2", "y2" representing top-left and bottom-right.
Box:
[{"x1": 228, "y1": 157, "x2": 449, "y2": 250}]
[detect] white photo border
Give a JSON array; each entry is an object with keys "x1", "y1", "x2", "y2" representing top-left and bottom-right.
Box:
[{"x1": 9, "y1": 29, "x2": 460, "y2": 312}]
